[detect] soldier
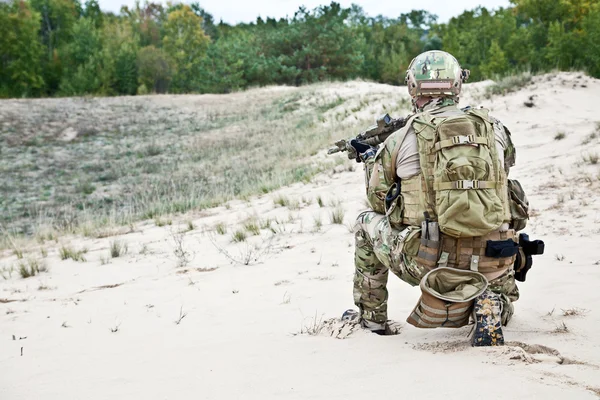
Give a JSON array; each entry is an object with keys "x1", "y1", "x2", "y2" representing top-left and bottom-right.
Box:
[{"x1": 344, "y1": 51, "x2": 532, "y2": 346}]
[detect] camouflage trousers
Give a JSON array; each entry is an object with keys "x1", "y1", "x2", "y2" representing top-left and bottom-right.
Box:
[{"x1": 353, "y1": 211, "x2": 520, "y2": 327}]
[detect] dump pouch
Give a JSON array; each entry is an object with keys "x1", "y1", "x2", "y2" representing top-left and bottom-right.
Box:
[{"x1": 407, "y1": 267, "x2": 488, "y2": 329}]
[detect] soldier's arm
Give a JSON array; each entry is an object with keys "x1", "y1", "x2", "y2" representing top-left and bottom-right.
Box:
[
  {"x1": 492, "y1": 117, "x2": 529, "y2": 231},
  {"x1": 491, "y1": 117, "x2": 516, "y2": 175}
]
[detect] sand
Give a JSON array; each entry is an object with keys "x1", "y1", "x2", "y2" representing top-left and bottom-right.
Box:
[{"x1": 1, "y1": 72, "x2": 600, "y2": 399}]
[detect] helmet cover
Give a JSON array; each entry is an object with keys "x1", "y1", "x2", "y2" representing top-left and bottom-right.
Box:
[{"x1": 405, "y1": 51, "x2": 469, "y2": 98}]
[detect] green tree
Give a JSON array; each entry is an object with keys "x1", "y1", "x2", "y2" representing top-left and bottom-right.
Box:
[
  {"x1": 581, "y1": 6, "x2": 600, "y2": 77},
  {"x1": 481, "y1": 40, "x2": 509, "y2": 78},
  {"x1": 162, "y1": 5, "x2": 210, "y2": 93},
  {"x1": 137, "y1": 45, "x2": 173, "y2": 93},
  {"x1": 59, "y1": 17, "x2": 102, "y2": 95},
  {"x1": 30, "y1": 0, "x2": 81, "y2": 93},
  {"x1": 0, "y1": 0, "x2": 45, "y2": 97}
]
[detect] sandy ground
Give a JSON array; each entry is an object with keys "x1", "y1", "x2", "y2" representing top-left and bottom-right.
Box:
[{"x1": 2, "y1": 72, "x2": 600, "y2": 399}]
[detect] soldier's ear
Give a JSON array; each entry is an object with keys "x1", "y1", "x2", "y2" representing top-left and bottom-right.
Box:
[{"x1": 461, "y1": 69, "x2": 470, "y2": 82}]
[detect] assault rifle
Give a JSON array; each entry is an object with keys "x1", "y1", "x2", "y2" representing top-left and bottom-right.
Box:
[{"x1": 327, "y1": 113, "x2": 409, "y2": 161}]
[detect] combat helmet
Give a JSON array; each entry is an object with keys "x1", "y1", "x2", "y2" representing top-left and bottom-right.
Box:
[{"x1": 405, "y1": 51, "x2": 470, "y2": 98}]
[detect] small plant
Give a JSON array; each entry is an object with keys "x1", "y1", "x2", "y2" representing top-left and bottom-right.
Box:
[
  {"x1": 155, "y1": 217, "x2": 172, "y2": 227},
  {"x1": 328, "y1": 198, "x2": 341, "y2": 207},
  {"x1": 171, "y1": 230, "x2": 192, "y2": 267},
  {"x1": 243, "y1": 219, "x2": 261, "y2": 236},
  {"x1": 18, "y1": 259, "x2": 47, "y2": 278},
  {"x1": 582, "y1": 151, "x2": 600, "y2": 165},
  {"x1": 554, "y1": 132, "x2": 566, "y2": 140},
  {"x1": 186, "y1": 220, "x2": 195, "y2": 232},
  {"x1": 553, "y1": 321, "x2": 569, "y2": 334},
  {"x1": 561, "y1": 308, "x2": 588, "y2": 316},
  {"x1": 273, "y1": 194, "x2": 290, "y2": 207},
  {"x1": 110, "y1": 240, "x2": 128, "y2": 258},
  {"x1": 0, "y1": 265, "x2": 15, "y2": 280},
  {"x1": 232, "y1": 229, "x2": 247, "y2": 243},
  {"x1": 59, "y1": 245, "x2": 87, "y2": 262},
  {"x1": 215, "y1": 222, "x2": 227, "y2": 235},
  {"x1": 330, "y1": 206, "x2": 345, "y2": 224},
  {"x1": 298, "y1": 312, "x2": 326, "y2": 336},
  {"x1": 555, "y1": 254, "x2": 565, "y2": 261},
  {"x1": 316, "y1": 195, "x2": 324, "y2": 207},
  {"x1": 13, "y1": 247, "x2": 24, "y2": 259},
  {"x1": 312, "y1": 214, "x2": 323, "y2": 232},
  {"x1": 175, "y1": 306, "x2": 188, "y2": 325},
  {"x1": 211, "y1": 235, "x2": 272, "y2": 266},
  {"x1": 100, "y1": 255, "x2": 111, "y2": 265},
  {"x1": 40, "y1": 247, "x2": 48, "y2": 258},
  {"x1": 287, "y1": 199, "x2": 301, "y2": 210},
  {"x1": 581, "y1": 132, "x2": 597, "y2": 145},
  {"x1": 260, "y1": 218, "x2": 273, "y2": 230}
]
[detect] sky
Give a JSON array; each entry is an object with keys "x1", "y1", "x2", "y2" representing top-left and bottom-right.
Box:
[{"x1": 97, "y1": 0, "x2": 513, "y2": 24}]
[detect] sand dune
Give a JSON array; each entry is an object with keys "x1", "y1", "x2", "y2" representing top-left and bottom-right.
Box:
[{"x1": 1, "y1": 72, "x2": 600, "y2": 399}]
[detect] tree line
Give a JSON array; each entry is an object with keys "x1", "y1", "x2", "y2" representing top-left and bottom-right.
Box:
[{"x1": 1, "y1": 0, "x2": 599, "y2": 98}]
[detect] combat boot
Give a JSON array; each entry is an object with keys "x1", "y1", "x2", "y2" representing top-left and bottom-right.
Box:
[
  {"x1": 472, "y1": 290, "x2": 505, "y2": 347},
  {"x1": 341, "y1": 309, "x2": 399, "y2": 336}
]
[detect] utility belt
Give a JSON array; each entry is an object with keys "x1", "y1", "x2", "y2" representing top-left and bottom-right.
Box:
[{"x1": 413, "y1": 220, "x2": 518, "y2": 281}]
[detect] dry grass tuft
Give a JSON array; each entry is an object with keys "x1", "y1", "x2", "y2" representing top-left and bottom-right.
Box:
[
  {"x1": 109, "y1": 240, "x2": 128, "y2": 258},
  {"x1": 18, "y1": 258, "x2": 48, "y2": 278},
  {"x1": 231, "y1": 230, "x2": 247, "y2": 243},
  {"x1": 561, "y1": 308, "x2": 588, "y2": 317},
  {"x1": 329, "y1": 206, "x2": 345, "y2": 224},
  {"x1": 552, "y1": 321, "x2": 570, "y2": 334},
  {"x1": 59, "y1": 246, "x2": 87, "y2": 262},
  {"x1": 243, "y1": 219, "x2": 261, "y2": 236},
  {"x1": 214, "y1": 222, "x2": 227, "y2": 235}
]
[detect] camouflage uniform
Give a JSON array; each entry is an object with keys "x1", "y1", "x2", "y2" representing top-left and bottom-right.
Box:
[{"x1": 353, "y1": 100, "x2": 520, "y2": 330}]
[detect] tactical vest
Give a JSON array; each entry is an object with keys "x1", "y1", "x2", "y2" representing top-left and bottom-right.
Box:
[{"x1": 365, "y1": 107, "x2": 517, "y2": 281}]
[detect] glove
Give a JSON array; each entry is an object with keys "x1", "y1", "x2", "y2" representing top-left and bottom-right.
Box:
[{"x1": 350, "y1": 139, "x2": 376, "y2": 163}]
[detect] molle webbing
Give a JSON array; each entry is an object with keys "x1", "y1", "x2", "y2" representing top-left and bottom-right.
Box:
[
  {"x1": 415, "y1": 229, "x2": 518, "y2": 277},
  {"x1": 440, "y1": 229, "x2": 517, "y2": 272},
  {"x1": 400, "y1": 175, "x2": 434, "y2": 226}
]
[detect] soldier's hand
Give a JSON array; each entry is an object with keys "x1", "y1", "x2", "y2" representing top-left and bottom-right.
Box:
[{"x1": 350, "y1": 139, "x2": 376, "y2": 163}]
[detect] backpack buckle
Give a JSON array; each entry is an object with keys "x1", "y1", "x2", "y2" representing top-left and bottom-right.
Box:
[
  {"x1": 452, "y1": 135, "x2": 471, "y2": 145},
  {"x1": 461, "y1": 180, "x2": 475, "y2": 189}
]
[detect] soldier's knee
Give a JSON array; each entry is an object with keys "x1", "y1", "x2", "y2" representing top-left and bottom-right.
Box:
[{"x1": 354, "y1": 211, "x2": 372, "y2": 246}]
